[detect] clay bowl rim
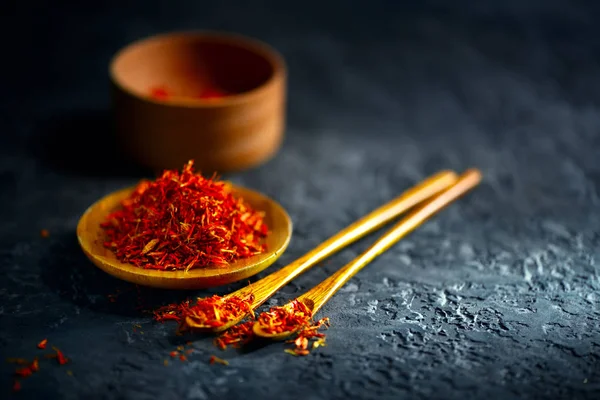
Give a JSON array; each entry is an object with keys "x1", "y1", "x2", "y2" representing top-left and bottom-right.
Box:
[{"x1": 109, "y1": 30, "x2": 287, "y2": 109}]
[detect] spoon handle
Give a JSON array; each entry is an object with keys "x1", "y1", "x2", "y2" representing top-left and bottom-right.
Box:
[
  {"x1": 235, "y1": 170, "x2": 458, "y2": 307},
  {"x1": 297, "y1": 169, "x2": 482, "y2": 315}
]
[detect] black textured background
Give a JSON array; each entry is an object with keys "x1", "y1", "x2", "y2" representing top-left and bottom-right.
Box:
[{"x1": 1, "y1": 1, "x2": 600, "y2": 399}]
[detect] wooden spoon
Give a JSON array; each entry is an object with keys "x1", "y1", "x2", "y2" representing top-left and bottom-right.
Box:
[{"x1": 253, "y1": 169, "x2": 482, "y2": 340}]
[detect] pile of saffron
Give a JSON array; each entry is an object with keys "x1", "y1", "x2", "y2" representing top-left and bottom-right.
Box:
[
  {"x1": 8, "y1": 339, "x2": 69, "y2": 392},
  {"x1": 153, "y1": 294, "x2": 255, "y2": 331},
  {"x1": 101, "y1": 160, "x2": 268, "y2": 271}
]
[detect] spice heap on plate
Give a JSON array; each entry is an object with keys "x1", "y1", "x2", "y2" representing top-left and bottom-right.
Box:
[{"x1": 101, "y1": 160, "x2": 268, "y2": 271}]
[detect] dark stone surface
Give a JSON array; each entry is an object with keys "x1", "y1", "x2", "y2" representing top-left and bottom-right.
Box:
[{"x1": 1, "y1": 0, "x2": 600, "y2": 399}]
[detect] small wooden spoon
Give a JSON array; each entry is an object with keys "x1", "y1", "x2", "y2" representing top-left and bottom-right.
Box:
[
  {"x1": 76, "y1": 184, "x2": 292, "y2": 290},
  {"x1": 253, "y1": 169, "x2": 482, "y2": 340}
]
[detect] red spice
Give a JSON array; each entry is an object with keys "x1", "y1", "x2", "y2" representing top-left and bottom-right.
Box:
[
  {"x1": 150, "y1": 86, "x2": 169, "y2": 100},
  {"x1": 101, "y1": 160, "x2": 268, "y2": 271},
  {"x1": 197, "y1": 87, "x2": 226, "y2": 100},
  {"x1": 285, "y1": 317, "x2": 330, "y2": 356},
  {"x1": 179, "y1": 355, "x2": 187, "y2": 362},
  {"x1": 154, "y1": 294, "x2": 255, "y2": 332},
  {"x1": 209, "y1": 355, "x2": 229, "y2": 365},
  {"x1": 40, "y1": 229, "x2": 50, "y2": 238},
  {"x1": 7, "y1": 342, "x2": 71, "y2": 391},
  {"x1": 169, "y1": 351, "x2": 178, "y2": 358},
  {"x1": 214, "y1": 321, "x2": 255, "y2": 350},
  {"x1": 15, "y1": 366, "x2": 33, "y2": 378},
  {"x1": 255, "y1": 300, "x2": 313, "y2": 335},
  {"x1": 30, "y1": 358, "x2": 39, "y2": 372},
  {"x1": 49, "y1": 347, "x2": 69, "y2": 365}
]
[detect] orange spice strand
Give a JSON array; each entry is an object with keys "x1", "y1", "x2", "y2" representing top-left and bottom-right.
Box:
[
  {"x1": 214, "y1": 321, "x2": 255, "y2": 350},
  {"x1": 255, "y1": 300, "x2": 313, "y2": 335},
  {"x1": 30, "y1": 358, "x2": 39, "y2": 372},
  {"x1": 285, "y1": 317, "x2": 330, "y2": 356},
  {"x1": 100, "y1": 160, "x2": 268, "y2": 271},
  {"x1": 12, "y1": 380, "x2": 21, "y2": 392},
  {"x1": 50, "y1": 347, "x2": 69, "y2": 365},
  {"x1": 209, "y1": 355, "x2": 229, "y2": 365},
  {"x1": 153, "y1": 294, "x2": 255, "y2": 332},
  {"x1": 37, "y1": 339, "x2": 48, "y2": 349},
  {"x1": 40, "y1": 229, "x2": 50, "y2": 238}
]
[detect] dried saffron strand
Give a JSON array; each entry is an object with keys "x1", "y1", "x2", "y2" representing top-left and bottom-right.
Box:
[
  {"x1": 48, "y1": 347, "x2": 69, "y2": 365},
  {"x1": 209, "y1": 355, "x2": 229, "y2": 365},
  {"x1": 101, "y1": 160, "x2": 268, "y2": 271},
  {"x1": 37, "y1": 338, "x2": 48, "y2": 349},
  {"x1": 285, "y1": 317, "x2": 330, "y2": 356},
  {"x1": 255, "y1": 300, "x2": 313, "y2": 334},
  {"x1": 153, "y1": 294, "x2": 254, "y2": 330},
  {"x1": 214, "y1": 321, "x2": 255, "y2": 350}
]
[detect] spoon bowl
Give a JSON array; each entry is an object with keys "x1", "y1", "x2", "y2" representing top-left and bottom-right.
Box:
[
  {"x1": 251, "y1": 300, "x2": 314, "y2": 340},
  {"x1": 184, "y1": 308, "x2": 244, "y2": 333},
  {"x1": 252, "y1": 321, "x2": 299, "y2": 341},
  {"x1": 77, "y1": 184, "x2": 292, "y2": 290}
]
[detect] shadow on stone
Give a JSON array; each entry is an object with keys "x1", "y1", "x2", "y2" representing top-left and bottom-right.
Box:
[
  {"x1": 40, "y1": 231, "x2": 202, "y2": 317},
  {"x1": 28, "y1": 109, "x2": 150, "y2": 178}
]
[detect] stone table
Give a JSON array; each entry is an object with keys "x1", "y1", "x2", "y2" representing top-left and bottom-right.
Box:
[{"x1": 1, "y1": 1, "x2": 599, "y2": 399}]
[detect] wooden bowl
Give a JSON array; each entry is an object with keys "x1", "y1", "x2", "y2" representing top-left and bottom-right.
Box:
[{"x1": 110, "y1": 31, "x2": 287, "y2": 173}]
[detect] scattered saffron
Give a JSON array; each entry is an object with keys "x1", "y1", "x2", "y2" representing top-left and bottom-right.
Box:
[
  {"x1": 214, "y1": 321, "x2": 255, "y2": 350},
  {"x1": 179, "y1": 355, "x2": 187, "y2": 362},
  {"x1": 15, "y1": 366, "x2": 33, "y2": 378},
  {"x1": 209, "y1": 355, "x2": 229, "y2": 366},
  {"x1": 284, "y1": 317, "x2": 330, "y2": 356},
  {"x1": 7, "y1": 341, "x2": 70, "y2": 391},
  {"x1": 30, "y1": 358, "x2": 39, "y2": 372},
  {"x1": 50, "y1": 347, "x2": 69, "y2": 365},
  {"x1": 169, "y1": 351, "x2": 177, "y2": 358},
  {"x1": 163, "y1": 359, "x2": 169, "y2": 367},
  {"x1": 40, "y1": 229, "x2": 50, "y2": 238},
  {"x1": 101, "y1": 160, "x2": 268, "y2": 271}
]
